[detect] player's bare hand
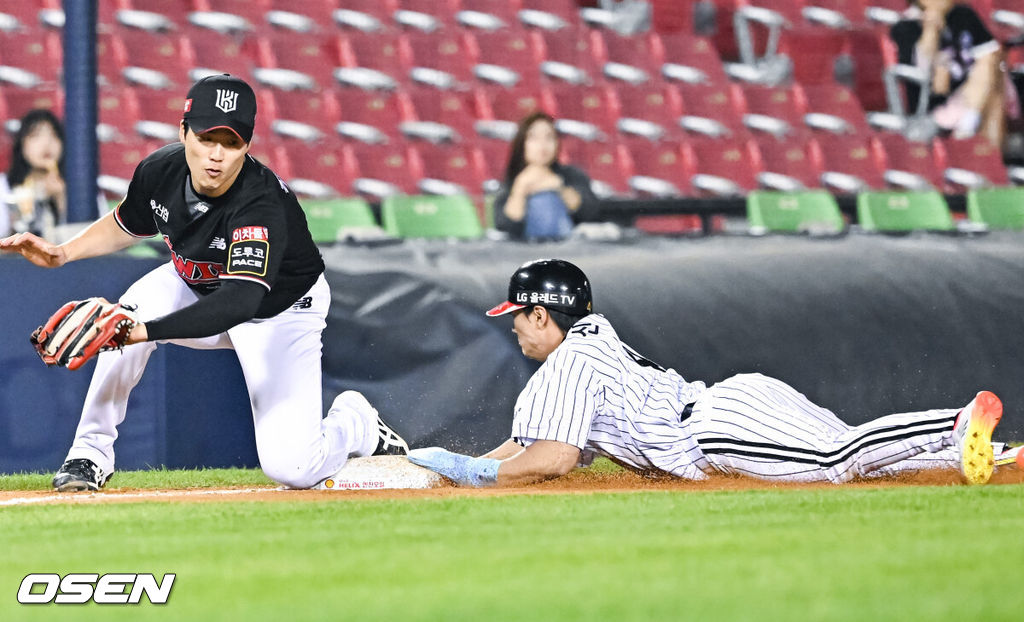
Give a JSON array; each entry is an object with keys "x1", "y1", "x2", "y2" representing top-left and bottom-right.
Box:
[{"x1": 0, "y1": 232, "x2": 68, "y2": 268}]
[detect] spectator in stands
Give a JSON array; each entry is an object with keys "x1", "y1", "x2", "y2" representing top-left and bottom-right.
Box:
[
  {"x1": 493, "y1": 112, "x2": 597, "y2": 241},
  {"x1": 890, "y1": 0, "x2": 1018, "y2": 148},
  {"x1": 0, "y1": 109, "x2": 67, "y2": 239}
]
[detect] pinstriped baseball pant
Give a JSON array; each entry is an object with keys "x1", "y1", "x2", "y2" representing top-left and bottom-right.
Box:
[{"x1": 689, "y1": 373, "x2": 958, "y2": 483}]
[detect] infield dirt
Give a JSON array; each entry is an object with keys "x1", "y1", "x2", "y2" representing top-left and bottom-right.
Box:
[{"x1": 2, "y1": 466, "x2": 1022, "y2": 506}]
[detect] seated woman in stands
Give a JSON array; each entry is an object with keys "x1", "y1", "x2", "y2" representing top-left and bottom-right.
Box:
[
  {"x1": 890, "y1": 0, "x2": 1019, "y2": 148},
  {"x1": 0, "y1": 109, "x2": 67, "y2": 239},
  {"x1": 492, "y1": 111, "x2": 597, "y2": 241}
]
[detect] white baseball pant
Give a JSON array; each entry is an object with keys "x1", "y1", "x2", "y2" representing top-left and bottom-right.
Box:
[
  {"x1": 64, "y1": 262, "x2": 375, "y2": 488},
  {"x1": 690, "y1": 373, "x2": 958, "y2": 483}
]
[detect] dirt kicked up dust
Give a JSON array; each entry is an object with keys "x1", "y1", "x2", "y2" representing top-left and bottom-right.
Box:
[{"x1": 2, "y1": 467, "x2": 1023, "y2": 506}]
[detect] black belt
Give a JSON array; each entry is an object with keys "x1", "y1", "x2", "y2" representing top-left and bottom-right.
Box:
[{"x1": 680, "y1": 401, "x2": 696, "y2": 422}]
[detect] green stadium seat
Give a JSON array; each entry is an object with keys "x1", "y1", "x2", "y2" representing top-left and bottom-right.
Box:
[
  {"x1": 856, "y1": 190, "x2": 954, "y2": 232},
  {"x1": 301, "y1": 198, "x2": 378, "y2": 243},
  {"x1": 381, "y1": 195, "x2": 483, "y2": 239},
  {"x1": 966, "y1": 187, "x2": 1024, "y2": 230},
  {"x1": 746, "y1": 190, "x2": 844, "y2": 234}
]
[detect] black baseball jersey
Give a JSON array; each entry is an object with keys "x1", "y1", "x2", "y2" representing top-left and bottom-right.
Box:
[{"x1": 114, "y1": 143, "x2": 324, "y2": 319}]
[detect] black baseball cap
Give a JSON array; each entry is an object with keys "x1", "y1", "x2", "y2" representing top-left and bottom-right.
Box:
[
  {"x1": 182, "y1": 74, "x2": 257, "y2": 143},
  {"x1": 486, "y1": 259, "x2": 593, "y2": 317}
]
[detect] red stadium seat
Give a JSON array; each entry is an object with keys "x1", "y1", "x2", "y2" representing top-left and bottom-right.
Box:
[
  {"x1": 561, "y1": 137, "x2": 634, "y2": 196},
  {"x1": 394, "y1": 0, "x2": 458, "y2": 29},
  {"x1": 465, "y1": 28, "x2": 543, "y2": 88},
  {"x1": 99, "y1": 138, "x2": 162, "y2": 182},
  {"x1": 0, "y1": 0, "x2": 58, "y2": 28},
  {"x1": 936, "y1": 136, "x2": 1009, "y2": 191},
  {"x1": 0, "y1": 30, "x2": 63, "y2": 86},
  {"x1": 337, "y1": 31, "x2": 405, "y2": 78},
  {"x1": 98, "y1": 88, "x2": 142, "y2": 142},
  {"x1": 519, "y1": 0, "x2": 581, "y2": 26},
  {"x1": 405, "y1": 87, "x2": 479, "y2": 142},
  {"x1": 755, "y1": 134, "x2": 823, "y2": 189},
  {"x1": 193, "y1": 0, "x2": 270, "y2": 25},
  {"x1": 266, "y1": 89, "x2": 342, "y2": 138},
  {"x1": 348, "y1": 142, "x2": 423, "y2": 195},
  {"x1": 474, "y1": 85, "x2": 552, "y2": 123},
  {"x1": 134, "y1": 87, "x2": 186, "y2": 123},
  {"x1": 804, "y1": 0, "x2": 867, "y2": 25},
  {"x1": 800, "y1": 83, "x2": 868, "y2": 132},
  {"x1": 336, "y1": 89, "x2": 413, "y2": 143},
  {"x1": 778, "y1": 26, "x2": 849, "y2": 86},
  {"x1": 589, "y1": 30, "x2": 663, "y2": 83},
  {"x1": 333, "y1": 0, "x2": 399, "y2": 26},
  {"x1": 685, "y1": 137, "x2": 761, "y2": 196},
  {"x1": 182, "y1": 26, "x2": 257, "y2": 80},
  {"x1": 0, "y1": 87, "x2": 63, "y2": 121},
  {"x1": 615, "y1": 83, "x2": 684, "y2": 141},
  {"x1": 268, "y1": 0, "x2": 337, "y2": 26},
  {"x1": 260, "y1": 31, "x2": 341, "y2": 89},
  {"x1": 624, "y1": 138, "x2": 692, "y2": 196},
  {"x1": 117, "y1": 27, "x2": 191, "y2": 88},
  {"x1": 534, "y1": 27, "x2": 602, "y2": 84},
  {"x1": 547, "y1": 83, "x2": 618, "y2": 137},
  {"x1": 414, "y1": 142, "x2": 489, "y2": 196},
  {"x1": 131, "y1": 0, "x2": 201, "y2": 17},
  {"x1": 400, "y1": 31, "x2": 474, "y2": 88},
  {"x1": 877, "y1": 134, "x2": 943, "y2": 190},
  {"x1": 458, "y1": 0, "x2": 524, "y2": 27},
  {"x1": 658, "y1": 33, "x2": 730, "y2": 86},
  {"x1": 277, "y1": 139, "x2": 358, "y2": 196},
  {"x1": 814, "y1": 133, "x2": 886, "y2": 192},
  {"x1": 741, "y1": 84, "x2": 807, "y2": 131},
  {"x1": 676, "y1": 81, "x2": 746, "y2": 137}
]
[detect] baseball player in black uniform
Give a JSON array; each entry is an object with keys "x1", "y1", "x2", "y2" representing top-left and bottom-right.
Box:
[
  {"x1": 1, "y1": 75, "x2": 407, "y2": 491},
  {"x1": 408, "y1": 259, "x2": 1017, "y2": 487}
]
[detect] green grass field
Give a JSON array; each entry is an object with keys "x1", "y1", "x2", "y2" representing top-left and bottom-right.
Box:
[{"x1": 2, "y1": 469, "x2": 1023, "y2": 622}]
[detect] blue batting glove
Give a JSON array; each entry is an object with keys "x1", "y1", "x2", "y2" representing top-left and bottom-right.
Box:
[{"x1": 407, "y1": 447, "x2": 500, "y2": 487}]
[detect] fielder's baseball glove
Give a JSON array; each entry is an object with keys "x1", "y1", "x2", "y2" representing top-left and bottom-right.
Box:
[{"x1": 30, "y1": 298, "x2": 139, "y2": 370}]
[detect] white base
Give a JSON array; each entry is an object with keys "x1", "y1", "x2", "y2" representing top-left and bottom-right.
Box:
[{"x1": 314, "y1": 456, "x2": 445, "y2": 490}]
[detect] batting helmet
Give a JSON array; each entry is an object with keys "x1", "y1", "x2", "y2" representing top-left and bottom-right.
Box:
[{"x1": 486, "y1": 259, "x2": 593, "y2": 317}]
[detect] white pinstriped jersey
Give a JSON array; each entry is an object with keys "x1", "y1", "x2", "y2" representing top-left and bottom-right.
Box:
[{"x1": 511, "y1": 314, "x2": 711, "y2": 479}]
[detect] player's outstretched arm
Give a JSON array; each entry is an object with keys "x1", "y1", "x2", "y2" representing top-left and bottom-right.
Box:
[
  {"x1": 0, "y1": 211, "x2": 137, "y2": 268},
  {"x1": 408, "y1": 440, "x2": 579, "y2": 487},
  {"x1": 493, "y1": 440, "x2": 580, "y2": 486}
]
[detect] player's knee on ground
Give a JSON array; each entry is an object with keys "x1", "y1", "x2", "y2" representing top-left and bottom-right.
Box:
[{"x1": 259, "y1": 456, "x2": 327, "y2": 489}]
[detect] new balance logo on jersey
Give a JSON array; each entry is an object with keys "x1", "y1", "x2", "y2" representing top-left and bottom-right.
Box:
[
  {"x1": 209, "y1": 237, "x2": 226, "y2": 250},
  {"x1": 291, "y1": 297, "x2": 313, "y2": 310},
  {"x1": 150, "y1": 200, "x2": 168, "y2": 222},
  {"x1": 215, "y1": 89, "x2": 238, "y2": 113},
  {"x1": 194, "y1": 203, "x2": 209, "y2": 214}
]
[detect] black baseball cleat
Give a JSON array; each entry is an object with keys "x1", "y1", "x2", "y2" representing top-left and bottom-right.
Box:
[
  {"x1": 373, "y1": 415, "x2": 409, "y2": 456},
  {"x1": 52, "y1": 458, "x2": 112, "y2": 492}
]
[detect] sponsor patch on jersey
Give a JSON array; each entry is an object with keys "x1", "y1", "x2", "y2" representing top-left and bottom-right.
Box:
[
  {"x1": 231, "y1": 226, "x2": 269, "y2": 243},
  {"x1": 228, "y1": 239, "x2": 269, "y2": 277}
]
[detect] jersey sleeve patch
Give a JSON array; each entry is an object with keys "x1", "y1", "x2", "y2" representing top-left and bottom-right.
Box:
[{"x1": 227, "y1": 226, "x2": 270, "y2": 278}]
